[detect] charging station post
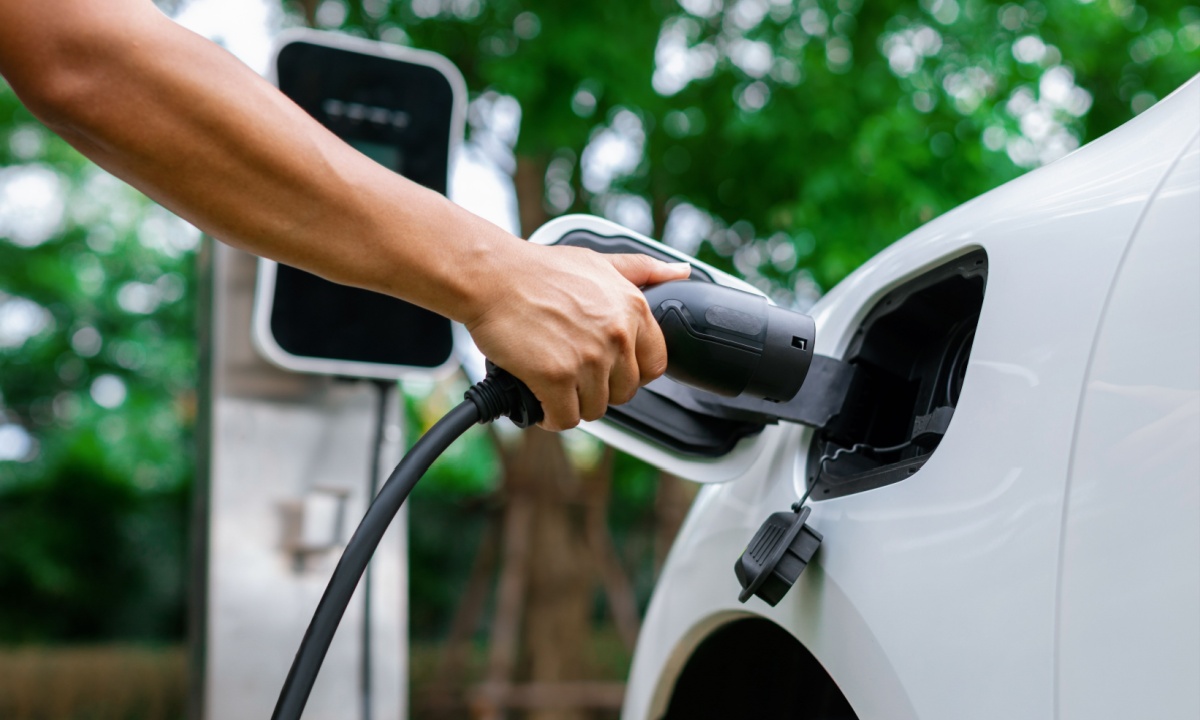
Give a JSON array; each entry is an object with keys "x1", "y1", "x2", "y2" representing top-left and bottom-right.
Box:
[
  {"x1": 191, "y1": 31, "x2": 465, "y2": 720},
  {"x1": 194, "y1": 242, "x2": 409, "y2": 720}
]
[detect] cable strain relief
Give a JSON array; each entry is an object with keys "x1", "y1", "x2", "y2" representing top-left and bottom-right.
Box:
[
  {"x1": 465, "y1": 362, "x2": 544, "y2": 428},
  {"x1": 464, "y1": 375, "x2": 506, "y2": 423}
]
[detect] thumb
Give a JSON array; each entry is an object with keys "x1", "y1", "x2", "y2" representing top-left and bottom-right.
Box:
[{"x1": 606, "y1": 254, "x2": 692, "y2": 287}]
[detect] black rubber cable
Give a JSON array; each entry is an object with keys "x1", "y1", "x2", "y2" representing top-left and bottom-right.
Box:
[
  {"x1": 271, "y1": 399, "x2": 480, "y2": 720},
  {"x1": 272, "y1": 365, "x2": 541, "y2": 720}
]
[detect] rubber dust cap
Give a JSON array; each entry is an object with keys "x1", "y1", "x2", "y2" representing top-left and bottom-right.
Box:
[{"x1": 734, "y1": 505, "x2": 822, "y2": 606}]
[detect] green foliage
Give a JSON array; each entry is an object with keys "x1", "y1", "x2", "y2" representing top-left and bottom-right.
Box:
[
  {"x1": 0, "y1": 80, "x2": 196, "y2": 642},
  {"x1": 326, "y1": 0, "x2": 1196, "y2": 297},
  {"x1": 398, "y1": 377, "x2": 500, "y2": 636},
  {"x1": 403, "y1": 376, "x2": 500, "y2": 495},
  {"x1": 0, "y1": 0, "x2": 1193, "y2": 645},
  {"x1": 0, "y1": 457, "x2": 188, "y2": 641},
  {"x1": 312, "y1": 0, "x2": 1198, "y2": 631}
]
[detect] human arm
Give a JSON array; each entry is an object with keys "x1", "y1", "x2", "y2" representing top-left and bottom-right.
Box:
[{"x1": 0, "y1": 0, "x2": 690, "y2": 429}]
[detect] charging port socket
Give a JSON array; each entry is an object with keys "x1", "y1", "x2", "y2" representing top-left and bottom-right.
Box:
[{"x1": 805, "y1": 249, "x2": 987, "y2": 500}]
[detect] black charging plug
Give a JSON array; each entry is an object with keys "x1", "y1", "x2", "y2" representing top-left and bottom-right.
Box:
[{"x1": 644, "y1": 280, "x2": 816, "y2": 403}]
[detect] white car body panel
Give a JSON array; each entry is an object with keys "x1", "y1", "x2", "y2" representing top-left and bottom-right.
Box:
[
  {"x1": 1058, "y1": 134, "x2": 1200, "y2": 720},
  {"x1": 595, "y1": 76, "x2": 1200, "y2": 720}
]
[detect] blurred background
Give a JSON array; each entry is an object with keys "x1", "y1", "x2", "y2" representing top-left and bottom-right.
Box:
[{"x1": 0, "y1": 0, "x2": 1194, "y2": 718}]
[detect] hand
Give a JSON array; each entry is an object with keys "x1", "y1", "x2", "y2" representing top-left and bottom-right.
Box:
[{"x1": 465, "y1": 244, "x2": 692, "y2": 431}]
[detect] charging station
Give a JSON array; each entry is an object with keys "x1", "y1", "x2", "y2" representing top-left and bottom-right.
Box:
[
  {"x1": 193, "y1": 31, "x2": 464, "y2": 720},
  {"x1": 253, "y1": 32, "x2": 463, "y2": 380}
]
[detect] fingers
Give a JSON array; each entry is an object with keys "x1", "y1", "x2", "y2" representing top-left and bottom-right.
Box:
[
  {"x1": 608, "y1": 323, "x2": 641, "y2": 406},
  {"x1": 537, "y1": 306, "x2": 642, "y2": 428},
  {"x1": 536, "y1": 376, "x2": 581, "y2": 432},
  {"x1": 604, "y1": 253, "x2": 681, "y2": 390},
  {"x1": 605, "y1": 254, "x2": 692, "y2": 287},
  {"x1": 576, "y1": 359, "x2": 611, "y2": 423},
  {"x1": 560, "y1": 257, "x2": 674, "y2": 419},
  {"x1": 634, "y1": 300, "x2": 670, "y2": 385},
  {"x1": 470, "y1": 248, "x2": 688, "y2": 432}
]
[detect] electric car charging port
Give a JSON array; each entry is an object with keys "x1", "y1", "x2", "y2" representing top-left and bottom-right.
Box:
[{"x1": 805, "y1": 249, "x2": 987, "y2": 500}]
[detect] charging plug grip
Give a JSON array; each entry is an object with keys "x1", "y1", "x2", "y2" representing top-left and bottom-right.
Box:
[
  {"x1": 644, "y1": 280, "x2": 815, "y2": 403},
  {"x1": 466, "y1": 361, "x2": 545, "y2": 428}
]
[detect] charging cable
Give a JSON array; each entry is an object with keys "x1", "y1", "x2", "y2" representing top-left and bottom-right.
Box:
[
  {"x1": 271, "y1": 364, "x2": 542, "y2": 720},
  {"x1": 272, "y1": 278, "x2": 825, "y2": 713}
]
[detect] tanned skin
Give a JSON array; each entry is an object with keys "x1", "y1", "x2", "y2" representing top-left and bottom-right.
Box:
[{"x1": 0, "y1": 0, "x2": 690, "y2": 430}]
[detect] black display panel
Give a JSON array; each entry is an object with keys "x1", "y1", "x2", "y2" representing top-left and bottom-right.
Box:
[{"x1": 264, "y1": 38, "x2": 457, "y2": 373}]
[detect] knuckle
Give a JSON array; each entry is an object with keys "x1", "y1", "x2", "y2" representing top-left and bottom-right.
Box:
[
  {"x1": 578, "y1": 346, "x2": 606, "y2": 371},
  {"x1": 581, "y1": 405, "x2": 605, "y2": 422},
  {"x1": 541, "y1": 408, "x2": 572, "y2": 432},
  {"x1": 613, "y1": 385, "x2": 638, "y2": 405},
  {"x1": 627, "y1": 253, "x2": 653, "y2": 270},
  {"x1": 642, "y1": 355, "x2": 668, "y2": 382},
  {"x1": 606, "y1": 322, "x2": 632, "y2": 347},
  {"x1": 544, "y1": 360, "x2": 575, "y2": 384},
  {"x1": 632, "y1": 297, "x2": 655, "y2": 326}
]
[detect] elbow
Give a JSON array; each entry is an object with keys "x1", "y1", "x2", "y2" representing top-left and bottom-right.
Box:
[
  {"x1": 4, "y1": 16, "x2": 141, "y2": 139},
  {"x1": 16, "y1": 58, "x2": 105, "y2": 136},
  {"x1": 0, "y1": 4, "x2": 149, "y2": 135}
]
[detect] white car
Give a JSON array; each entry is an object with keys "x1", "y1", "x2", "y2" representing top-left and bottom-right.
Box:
[{"x1": 528, "y1": 74, "x2": 1199, "y2": 719}]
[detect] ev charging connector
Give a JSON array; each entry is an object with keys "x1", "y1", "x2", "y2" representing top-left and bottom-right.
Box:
[{"x1": 645, "y1": 281, "x2": 815, "y2": 403}]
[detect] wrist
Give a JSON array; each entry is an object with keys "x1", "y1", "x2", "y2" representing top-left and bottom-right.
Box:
[{"x1": 363, "y1": 181, "x2": 526, "y2": 324}]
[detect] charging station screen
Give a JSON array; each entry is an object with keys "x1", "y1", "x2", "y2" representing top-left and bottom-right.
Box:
[
  {"x1": 265, "y1": 40, "x2": 456, "y2": 372},
  {"x1": 349, "y1": 139, "x2": 402, "y2": 173}
]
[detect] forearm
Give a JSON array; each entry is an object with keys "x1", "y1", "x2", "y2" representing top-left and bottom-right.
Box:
[{"x1": 0, "y1": 0, "x2": 511, "y2": 322}]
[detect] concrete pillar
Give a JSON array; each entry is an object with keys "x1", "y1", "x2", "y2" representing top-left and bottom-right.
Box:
[{"x1": 192, "y1": 240, "x2": 407, "y2": 720}]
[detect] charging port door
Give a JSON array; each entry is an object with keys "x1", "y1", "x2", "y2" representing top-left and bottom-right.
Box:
[{"x1": 805, "y1": 249, "x2": 987, "y2": 500}]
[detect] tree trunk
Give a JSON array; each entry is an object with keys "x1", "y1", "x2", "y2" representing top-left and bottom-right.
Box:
[
  {"x1": 515, "y1": 429, "x2": 591, "y2": 720},
  {"x1": 515, "y1": 156, "x2": 549, "y2": 237},
  {"x1": 294, "y1": 0, "x2": 319, "y2": 27},
  {"x1": 583, "y1": 448, "x2": 640, "y2": 651}
]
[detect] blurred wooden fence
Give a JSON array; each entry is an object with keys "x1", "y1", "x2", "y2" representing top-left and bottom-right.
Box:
[{"x1": 0, "y1": 645, "x2": 185, "y2": 720}]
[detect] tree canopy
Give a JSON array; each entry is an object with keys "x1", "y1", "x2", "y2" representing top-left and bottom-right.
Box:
[
  {"x1": 0, "y1": 0, "x2": 1195, "y2": 643},
  {"x1": 316, "y1": 0, "x2": 1197, "y2": 299}
]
